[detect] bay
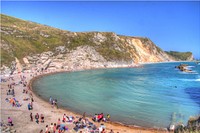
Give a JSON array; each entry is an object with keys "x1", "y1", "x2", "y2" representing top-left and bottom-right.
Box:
[{"x1": 32, "y1": 62, "x2": 200, "y2": 128}]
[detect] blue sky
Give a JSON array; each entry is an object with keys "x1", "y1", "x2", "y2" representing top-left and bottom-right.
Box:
[{"x1": 1, "y1": 1, "x2": 200, "y2": 59}]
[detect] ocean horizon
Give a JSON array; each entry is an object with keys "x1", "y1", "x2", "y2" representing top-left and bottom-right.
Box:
[{"x1": 32, "y1": 62, "x2": 200, "y2": 128}]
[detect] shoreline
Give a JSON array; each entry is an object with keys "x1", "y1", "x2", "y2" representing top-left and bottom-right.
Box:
[
  {"x1": 1, "y1": 64, "x2": 175, "y2": 133},
  {"x1": 139, "y1": 60, "x2": 196, "y2": 65},
  {"x1": 29, "y1": 66, "x2": 168, "y2": 131},
  {"x1": 30, "y1": 72, "x2": 163, "y2": 130}
]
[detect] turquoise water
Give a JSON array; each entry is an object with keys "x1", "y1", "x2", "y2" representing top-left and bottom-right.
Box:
[{"x1": 32, "y1": 62, "x2": 200, "y2": 128}]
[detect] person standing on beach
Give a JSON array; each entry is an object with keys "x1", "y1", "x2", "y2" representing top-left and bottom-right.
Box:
[
  {"x1": 83, "y1": 112, "x2": 86, "y2": 120},
  {"x1": 7, "y1": 89, "x2": 11, "y2": 95},
  {"x1": 40, "y1": 114, "x2": 44, "y2": 123},
  {"x1": 62, "y1": 114, "x2": 67, "y2": 122},
  {"x1": 49, "y1": 96, "x2": 53, "y2": 104},
  {"x1": 30, "y1": 113, "x2": 33, "y2": 121},
  {"x1": 107, "y1": 114, "x2": 110, "y2": 121},
  {"x1": 28, "y1": 103, "x2": 31, "y2": 110},
  {"x1": 53, "y1": 123, "x2": 57, "y2": 133},
  {"x1": 31, "y1": 97, "x2": 34, "y2": 102},
  {"x1": 49, "y1": 123, "x2": 54, "y2": 132},
  {"x1": 30, "y1": 101, "x2": 33, "y2": 109},
  {"x1": 55, "y1": 99, "x2": 58, "y2": 109},
  {"x1": 56, "y1": 118, "x2": 61, "y2": 129},
  {"x1": 12, "y1": 89, "x2": 15, "y2": 96},
  {"x1": 52, "y1": 99, "x2": 55, "y2": 108},
  {"x1": 35, "y1": 113, "x2": 39, "y2": 124},
  {"x1": 45, "y1": 125, "x2": 49, "y2": 133}
]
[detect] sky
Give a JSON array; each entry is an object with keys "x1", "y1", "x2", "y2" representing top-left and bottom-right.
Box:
[{"x1": 1, "y1": 1, "x2": 200, "y2": 59}]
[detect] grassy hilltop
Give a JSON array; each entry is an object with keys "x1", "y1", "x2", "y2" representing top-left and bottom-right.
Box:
[
  {"x1": 1, "y1": 14, "x2": 131, "y2": 65},
  {"x1": 165, "y1": 51, "x2": 193, "y2": 61},
  {"x1": 0, "y1": 14, "x2": 194, "y2": 67}
]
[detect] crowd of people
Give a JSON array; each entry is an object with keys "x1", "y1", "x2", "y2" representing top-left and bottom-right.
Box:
[
  {"x1": 49, "y1": 96, "x2": 58, "y2": 109},
  {"x1": 1, "y1": 70, "x2": 120, "y2": 133},
  {"x1": 2, "y1": 73, "x2": 32, "y2": 129},
  {"x1": 92, "y1": 113, "x2": 110, "y2": 123},
  {"x1": 7, "y1": 88, "x2": 15, "y2": 96},
  {"x1": 5, "y1": 97, "x2": 22, "y2": 107},
  {"x1": 40, "y1": 112, "x2": 114, "y2": 133}
]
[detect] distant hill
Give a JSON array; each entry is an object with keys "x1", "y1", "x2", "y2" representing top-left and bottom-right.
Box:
[
  {"x1": 0, "y1": 14, "x2": 194, "y2": 72},
  {"x1": 165, "y1": 51, "x2": 194, "y2": 61}
]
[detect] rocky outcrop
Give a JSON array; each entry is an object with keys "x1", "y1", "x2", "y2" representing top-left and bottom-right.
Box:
[
  {"x1": 0, "y1": 45, "x2": 137, "y2": 74},
  {"x1": 187, "y1": 116, "x2": 200, "y2": 131},
  {"x1": 175, "y1": 64, "x2": 192, "y2": 73},
  {"x1": 174, "y1": 115, "x2": 200, "y2": 133}
]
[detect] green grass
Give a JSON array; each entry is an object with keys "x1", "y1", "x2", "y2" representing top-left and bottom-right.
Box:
[
  {"x1": 0, "y1": 14, "x2": 133, "y2": 66},
  {"x1": 1, "y1": 14, "x2": 192, "y2": 66},
  {"x1": 165, "y1": 51, "x2": 193, "y2": 60},
  {"x1": 0, "y1": 50, "x2": 15, "y2": 66}
]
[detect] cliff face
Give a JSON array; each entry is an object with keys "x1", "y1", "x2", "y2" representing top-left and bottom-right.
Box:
[
  {"x1": 119, "y1": 37, "x2": 174, "y2": 63},
  {"x1": 0, "y1": 14, "x2": 193, "y2": 73}
]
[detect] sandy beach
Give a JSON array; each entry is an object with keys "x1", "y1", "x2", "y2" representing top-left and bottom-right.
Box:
[{"x1": 0, "y1": 69, "x2": 171, "y2": 133}]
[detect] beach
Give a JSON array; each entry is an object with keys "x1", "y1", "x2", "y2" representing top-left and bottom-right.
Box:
[{"x1": 1, "y1": 68, "x2": 171, "y2": 133}]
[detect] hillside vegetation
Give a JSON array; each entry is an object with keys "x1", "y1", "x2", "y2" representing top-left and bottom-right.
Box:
[
  {"x1": 0, "y1": 14, "x2": 193, "y2": 68},
  {"x1": 1, "y1": 14, "x2": 68, "y2": 64},
  {"x1": 165, "y1": 51, "x2": 193, "y2": 61},
  {"x1": 1, "y1": 14, "x2": 131, "y2": 66}
]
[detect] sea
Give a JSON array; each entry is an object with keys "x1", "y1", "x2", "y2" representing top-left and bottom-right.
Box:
[{"x1": 32, "y1": 62, "x2": 200, "y2": 128}]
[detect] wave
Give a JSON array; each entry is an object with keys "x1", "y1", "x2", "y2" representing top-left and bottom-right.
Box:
[
  {"x1": 196, "y1": 79, "x2": 200, "y2": 81},
  {"x1": 179, "y1": 78, "x2": 200, "y2": 82},
  {"x1": 178, "y1": 70, "x2": 199, "y2": 74},
  {"x1": 187, "y1": 66, "x2": 195, "y2": 68}
]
